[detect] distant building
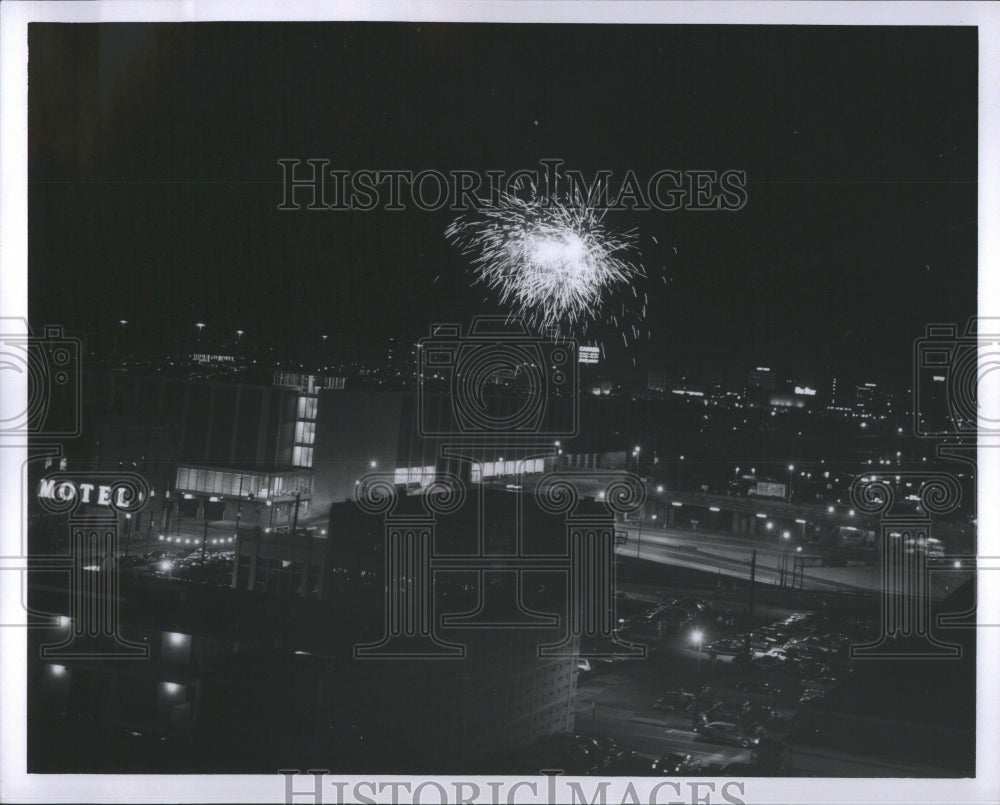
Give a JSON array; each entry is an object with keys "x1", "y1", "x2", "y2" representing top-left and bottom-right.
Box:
[
  {"x1": 748, "y1": 366, "x2": 776, "y2": 391},
  {"x1": 312, "y1": 390, "x2": 640, "y2": 510},
  {"x1": 855, "y1": 382, "x2": 878, "y2": 416}
]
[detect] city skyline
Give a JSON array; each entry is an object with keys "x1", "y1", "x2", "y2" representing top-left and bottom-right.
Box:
[{"x1": 29, "y1": 24, "x2": 976, "y2": 376}]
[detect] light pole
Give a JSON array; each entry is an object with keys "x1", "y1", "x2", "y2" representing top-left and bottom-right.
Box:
[
  {"x1": 114, "y1": 319, "x2": 128, "y2": 361},
  {"x1": 636, "y1": 511, "x2": 643, "y2": 558},
  {"x1": 232, "y1": 474, "x2": 246, "y2": 588},
  {"x1": 787, "y1": 464, "x2": 795, "y2": 503},
  {"x1": 691, "y1": 629, "x2": 704, "y2": 728}
]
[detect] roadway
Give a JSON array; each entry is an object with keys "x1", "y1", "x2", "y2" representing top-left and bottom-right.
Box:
[
  {"x1": 574, "y1": 696, "x2": 747, "y2": 769},
  {"x1": 613, "y1": 520, "x2": 968, "y2": 596}
]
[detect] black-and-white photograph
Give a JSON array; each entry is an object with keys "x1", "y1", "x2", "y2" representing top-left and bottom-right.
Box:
[{"x1": 2, "y1": 3, "x2": 999, "y2": 803}]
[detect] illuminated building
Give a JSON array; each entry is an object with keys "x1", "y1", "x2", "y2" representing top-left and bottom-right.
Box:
[{"x1": 74, "y1": 369, "x2": 320, "y2": 533}]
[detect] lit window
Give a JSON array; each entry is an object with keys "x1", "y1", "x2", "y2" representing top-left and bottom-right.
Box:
[{"x1": 295, "y1": 421, "x2": 316, "y2": 445}]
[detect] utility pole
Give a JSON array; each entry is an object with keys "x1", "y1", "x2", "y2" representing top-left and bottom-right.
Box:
[
  {"x1": 743, "y1": 549, "x2": 757, "y2": 659},
  {"x1": 232, "y1": 474, "x2": 245, "y2": 588},
  {"x1": 291, "y1": 492, "x2": 302, "y2": 537},
  {"x1": 123, "y1": 514, "x2": 132, "y2": 559}
]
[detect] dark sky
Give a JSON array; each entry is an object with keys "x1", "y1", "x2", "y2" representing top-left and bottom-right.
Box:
[{"x1": 28, "y1": 23, "x2": 977, "y2": 383}]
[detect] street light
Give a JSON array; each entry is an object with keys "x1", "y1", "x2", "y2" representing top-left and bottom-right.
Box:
[
  {"x1": 636, "y1": 511, "x2": 643, "y2": 558},
  {"x1": 691, "y1": 629, "x2": 705, "y2": 727},
  {"x1": 114, "y1": 319, "x2": 128, "y2": 361},
  {"x1": 787, "y1": 464, "x2": 795, "y2": 503}
]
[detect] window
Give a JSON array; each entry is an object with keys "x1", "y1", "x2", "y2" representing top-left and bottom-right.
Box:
[
  {"x1": 294, "y1": 421, "x2": 316, "y2": 445},
  {"x1": 293, "y1": 445, "x2": 314, "y2": 468},
  {"x1": 393, "y1": 465, "x2": 436, "y2": 486},
  {"x1": 297, "y1": 396, "x2": 318, "y2": 421}
]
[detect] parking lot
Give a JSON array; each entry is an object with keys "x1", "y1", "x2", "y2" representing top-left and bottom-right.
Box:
[{"x1": 517, "y1": 578, "x2": 888, "y2": 776}]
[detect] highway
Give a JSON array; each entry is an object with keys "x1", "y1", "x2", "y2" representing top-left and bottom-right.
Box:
[
  {"x1": 575, "y1": 698, "x2": 746, "y2": 769},
  {"x1": 613, "y1": 520, "x2": 968, "y2": 596}
]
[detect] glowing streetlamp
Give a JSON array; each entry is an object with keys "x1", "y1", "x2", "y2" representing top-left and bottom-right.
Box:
[{"x1": 691, "y1": 629, "x2": 705, "y2": 727}]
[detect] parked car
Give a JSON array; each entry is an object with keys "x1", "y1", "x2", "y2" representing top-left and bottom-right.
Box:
[
  {"x1": 651, "y1": 751, "x2": 702, "y2": 775},
  {"x1": 695, "y1": 721, "x2": 761, "y2": 748},
  {"x1": 707, "y1": 700, "x2": 748, "y2": 721},
  {"x1": 799, "y1": 687, "x2": 828, "y2": 705},
  {"x1": 681, "y1": 680, "x2": 713, "y2": 697},
  {"x1": 652, "y1": 691, "x2": 696, "y2": 712},
  {"x1": 574, "y1": 734, "x2": 628, "y2": 768},
  {"x1": 735, "y1": 679, "x2": 782, "y2": 695},
  {"x1": 740, "y1": 703, "x2": 773, "y2": 728}
]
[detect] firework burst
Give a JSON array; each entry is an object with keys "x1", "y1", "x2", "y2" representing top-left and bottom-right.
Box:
[{"x1": 445, "y1": 187, "x2": 644, "y2": 336}]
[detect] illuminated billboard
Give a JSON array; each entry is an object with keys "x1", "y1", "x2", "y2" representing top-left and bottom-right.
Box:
[{"x1": 753, "y1": 481, "x2": 786, "y2": 499}]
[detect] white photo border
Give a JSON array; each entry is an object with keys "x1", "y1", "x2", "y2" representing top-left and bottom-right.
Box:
[{"x1": 1, "y1": 2, "x2": 998, "y2": 803}]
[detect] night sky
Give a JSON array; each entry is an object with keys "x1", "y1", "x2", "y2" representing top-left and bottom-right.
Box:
[{"x1": 28, "y1": 23, "x2": 977, "y2": 383}]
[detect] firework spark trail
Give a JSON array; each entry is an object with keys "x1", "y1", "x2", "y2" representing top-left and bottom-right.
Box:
[{"x1": 445, "y1": 188, "x2": 644, "y2": 335}]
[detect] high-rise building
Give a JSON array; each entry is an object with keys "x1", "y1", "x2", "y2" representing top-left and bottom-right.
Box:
[
  {"x1": 647, "y1": 370, "x2": 668, "y2": 393},
  {"x1": 855, "y1": 382, "x2": 877, "y2": 415},
  {"x1": 748, "y1": 366, "x2": 776, "y2": 390}
]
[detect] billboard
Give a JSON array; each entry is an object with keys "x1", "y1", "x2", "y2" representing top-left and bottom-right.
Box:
[{"x1": 753, "y1": 481, "x2": 787, "y2": 499}]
